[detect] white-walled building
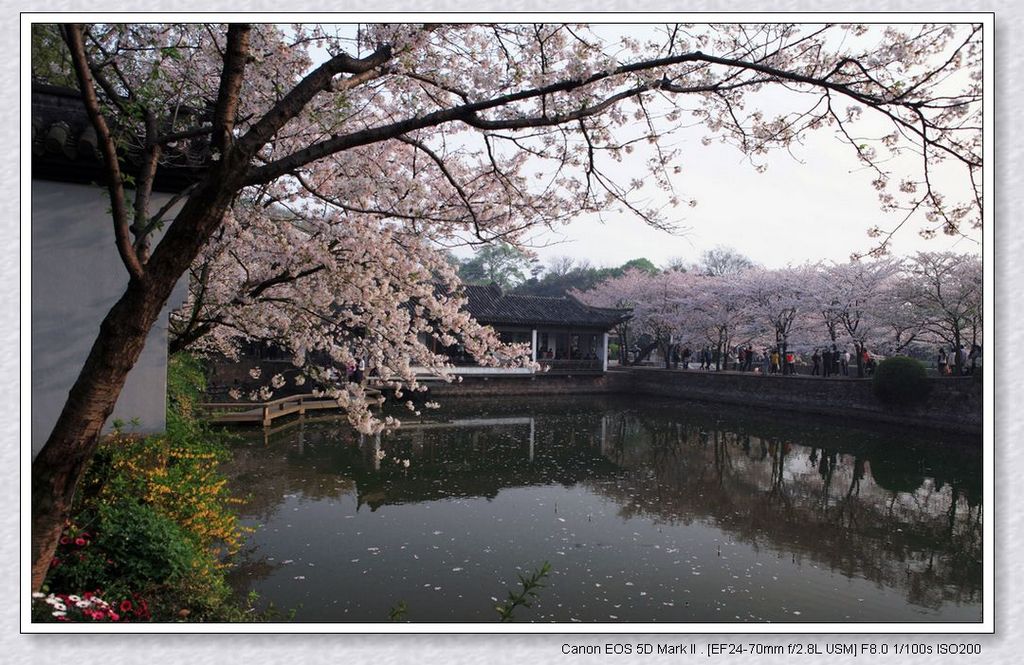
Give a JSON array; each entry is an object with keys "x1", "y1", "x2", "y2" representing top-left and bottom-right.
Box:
[{"x1": 31, "y1": 84, "x2": 195, "y2": 455}]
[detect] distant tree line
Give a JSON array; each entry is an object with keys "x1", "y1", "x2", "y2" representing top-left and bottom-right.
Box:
[
  {"x1": 573, "y1": 251, "x2": 982, "y2": 377},
  {"x1": 452, "y1": 243, "x2": 746, "y2": 296}
]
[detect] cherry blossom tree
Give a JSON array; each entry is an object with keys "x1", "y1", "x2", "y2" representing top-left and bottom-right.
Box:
[
  {"x1": 573, "y1": 268, "x2": 657, "y2": 364},
  {"x1": 872, "y1": 276, "x2": 927, "y2": 355},
  {"x1": 686, "y1": 273, "x2": 753, "y2": 370},
  {"x1": 638, "y1": 269, "x2": 702, "y2": 368},
  {"x1": 903, "y1": 252, "x2": 983, "y2": 374},
  {"x1": 735, "y1": 265, "x2": 817, "y2": 366},
  {"x1": 813, "y1": 258, "x2": 904, "y2": 376},
  {"x1": 31, "y1": 21, "x2": 984, "y2": 590}
]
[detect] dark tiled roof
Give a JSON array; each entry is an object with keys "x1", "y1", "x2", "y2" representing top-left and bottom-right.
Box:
[
  {"x1": 461, "y1": 283, "x2": 631, "y2": 329},
  {"x1": 31, "y1": 83, "x2": 208, "y2": 191}
]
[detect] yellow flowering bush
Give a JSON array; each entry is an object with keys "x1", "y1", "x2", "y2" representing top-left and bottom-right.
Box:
[{"x1": 49, "y1": 354, "x2": 256, "y2": 620}]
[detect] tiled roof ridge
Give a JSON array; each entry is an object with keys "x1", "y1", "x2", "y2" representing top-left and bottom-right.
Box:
[
  {"x1": 459, "y1": 281, "x2": 631, "y2": 328},
  {"x1": 32, "y1": 82, "x2": 209, "y2": 191}
]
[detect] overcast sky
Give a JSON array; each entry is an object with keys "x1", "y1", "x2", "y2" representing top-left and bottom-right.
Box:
[{"x1": 518, "y1": 125, "x2": 982, "y2": 271}]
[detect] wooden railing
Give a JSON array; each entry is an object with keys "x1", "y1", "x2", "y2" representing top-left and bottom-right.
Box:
[
  {"x1": 199, "y1": 389, "x2": 382, "y2": 427},
  {"x1": 539, "y1": 359, "x2": 604, "y2": 373}
]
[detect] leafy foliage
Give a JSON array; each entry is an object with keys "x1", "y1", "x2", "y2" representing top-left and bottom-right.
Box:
[
  {"x1": 388, "y1": 600, "x2": 409, "y2": 622},
  {"x1": 39, "y1": 355, "x2": 255, "y2": 621},
  {"x1": 873, "y1": 356, "x2": 932, "y2": 406},
  {"x1": 30, "y1": 24, "x2": 76, "y2": 87},
  {"x1": 516, "y1": 256, "x2": 660, "y2": 297},
  {"x1": 457, "y1": 242, "x2": 536, "y2": 289},
  {"x1": 495, "y1": 561, "x2": 552, "y2": 622}
]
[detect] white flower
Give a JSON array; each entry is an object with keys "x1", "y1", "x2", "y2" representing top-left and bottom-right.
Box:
[
  {"x1": 294, "y1": 374, "x2": 306, "y2": 386},
  {"x1": 402, "y1": 459, "x2": 410, "y2": 468},
  {"x1": 32, "y1": 592, "x2": 44, "y2": 599},
  {"x1": 271, "y1": 373, "x2": 286, "y2": 388},
  {"x1": 249, "y1": 367, "x2": 262, "y2": 379},
  {"x1": 228, "y1": 387, "x2": 242, "y2": 400},
  {"x1": 68, "y1": 595, "x2": 81, "y2": 602},
  {"x1": 52, "y1": 611, "x2": 66, "y2": 617}
]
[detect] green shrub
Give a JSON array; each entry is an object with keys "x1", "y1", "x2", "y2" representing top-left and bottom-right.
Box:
[
  {"x1": 44, "y1": 502, "x2": 200, "y2": 602},
  {"x1": 873, "y1": 356, "x2": 931, "y2": 406},
  {"x1": 40, "y1": 354, "x2": 262, "y2": 621}
]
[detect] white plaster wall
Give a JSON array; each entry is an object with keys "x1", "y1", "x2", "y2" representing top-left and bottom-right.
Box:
[{"x1": 30, "y1": 180, "x2": 187, "y2": 456}]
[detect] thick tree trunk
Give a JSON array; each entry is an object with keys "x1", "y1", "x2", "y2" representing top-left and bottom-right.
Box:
[
  {"x1": 31, "y1": 279, "x2": 166, "y2": 590},
  {"x1": 854, "y1": 341, "x2": 865, "y2": 378},
  {"x1": 953, "y1": 331, "x2": 963, "y2": 376},
  {"x1": 633, "y1": 341, "x2": 657, "y2": 365}
]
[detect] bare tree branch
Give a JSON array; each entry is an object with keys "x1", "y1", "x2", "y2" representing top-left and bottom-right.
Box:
[{"x1": 62, "y1": 23, "x2": 145, "y2": 281}]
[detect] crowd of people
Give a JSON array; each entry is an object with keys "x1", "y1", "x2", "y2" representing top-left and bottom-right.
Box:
[
  {"x1": 937, "y1": 344, "x2": 982, "y2": 375},
  {"x1": 668, "y1": 343, "x2": 878, "y2": 377},
  {"x1": 664, "y1": 341, "x2": 982, "y2": 378}
]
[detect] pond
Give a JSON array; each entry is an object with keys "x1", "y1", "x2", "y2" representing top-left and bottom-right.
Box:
[{"x1": 222, "y1": 395, "x2": 982, "y2": 624}]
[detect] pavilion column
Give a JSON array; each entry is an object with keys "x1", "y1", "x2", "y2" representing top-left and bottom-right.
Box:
[
  {"x1": 531, "y1": 329, "x2": 538, "y2": 362},
  {"x1": 602, "y1": 332, "x2": 609, "y2": 372},
  {"x1": 528, "y1": 417, "x2": 535, "y2": 462}
]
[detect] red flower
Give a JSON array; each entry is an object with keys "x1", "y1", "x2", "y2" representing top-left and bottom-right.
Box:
[
  {"x1": 50, "y1": 557, "x2": 60, "y2": 568},
  {"x1": 59, "y1": 536, "x2": 70, "y2": 545},
  {"x1": 74, "y1": 537, "x2": 87, "y2": 547},
  {"x1": 120, "y1": 600, "x2": 133, "y2": 613}
]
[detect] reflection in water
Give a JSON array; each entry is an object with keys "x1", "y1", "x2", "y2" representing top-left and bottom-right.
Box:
[{"x1": 222, "y1": 396, "x2": 981, "y2": 623}]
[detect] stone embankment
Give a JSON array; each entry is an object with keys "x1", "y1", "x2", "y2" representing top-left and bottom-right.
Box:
[{"x1": 425, "y1": 367, "x2": 983, "y2": 434}]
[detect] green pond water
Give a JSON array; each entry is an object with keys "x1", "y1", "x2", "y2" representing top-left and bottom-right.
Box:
[{"x1": 223, "y1": 395, "x2": 982, "y2": 623}]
